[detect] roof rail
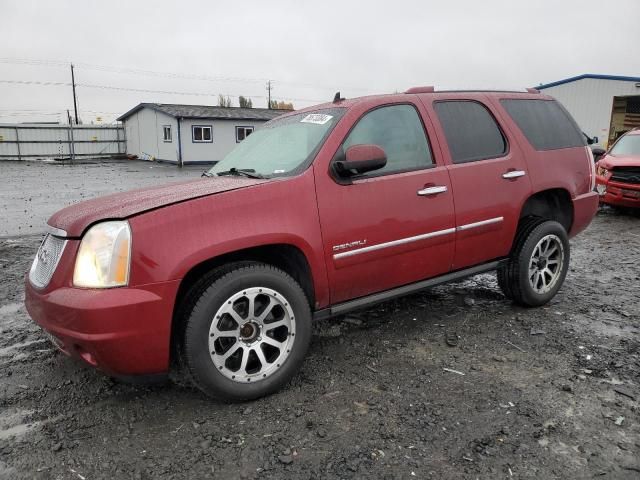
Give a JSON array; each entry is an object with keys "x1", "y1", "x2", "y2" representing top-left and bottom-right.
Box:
[
  {"x1": 405, "y1": 86, "x2": 540, "y2": 94},
  {"x1": 405, "y1": 86, "x2": 434, "y2": 94}
]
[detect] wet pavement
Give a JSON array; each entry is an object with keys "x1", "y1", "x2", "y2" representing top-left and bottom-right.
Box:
[
  {"x1": 0, "y1": 160, "x2": 638, "y2": 479},
  {"x1": 0, "y1": 160, "x2": 202, "y2": 237}
]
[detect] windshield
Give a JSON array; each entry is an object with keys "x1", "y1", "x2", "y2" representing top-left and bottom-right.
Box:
[
  {"x1": 208, "y1": 108, "x2": 345, "y2": 178},
  {"x1": 610, "y1": 134, "x2": 640, "y2": 156}
]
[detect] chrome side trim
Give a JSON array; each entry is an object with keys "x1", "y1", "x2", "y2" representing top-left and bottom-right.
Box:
[
  {"x1": 333, "y1": 227, "x2": 456, "y2": 260},
  {"x1": 46, "y1": 225, "x2": 68, "y2": 238},
  {"x1": 456, "y1": 216, "x2": 504, "y2": 231}
]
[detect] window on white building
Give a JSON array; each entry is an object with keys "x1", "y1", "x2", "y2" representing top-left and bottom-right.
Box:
[
  {"x1": 235, "y1": 126, "x2": 254, "y2": 143},
  {"x1": 162, "y1": 125, "x2": 172, "y2": 142},
  {"x1": 192, "y1": 125, "x2": 213, "y2": 142}
]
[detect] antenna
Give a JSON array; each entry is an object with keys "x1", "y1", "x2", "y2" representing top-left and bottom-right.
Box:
[{"x1": 333, "y1": 91, "x2": 344, "y2": 103}]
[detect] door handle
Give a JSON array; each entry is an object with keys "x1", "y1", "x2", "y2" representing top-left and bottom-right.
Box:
[
  {"x1": 417, "y1": 185, "x2": 447, "y2": 196},
  {"x1": 502, "y1": 170, "x2": 526, "y2": 179}
]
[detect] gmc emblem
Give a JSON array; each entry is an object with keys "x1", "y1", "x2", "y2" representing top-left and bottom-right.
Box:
[{"x1": 38, "y1": 246, "x2": 50, "y2": 265}]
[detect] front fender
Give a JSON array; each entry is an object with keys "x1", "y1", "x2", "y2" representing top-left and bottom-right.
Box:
[{"x1": 127, "y1": 173, "x2": 330, "y2": 308}]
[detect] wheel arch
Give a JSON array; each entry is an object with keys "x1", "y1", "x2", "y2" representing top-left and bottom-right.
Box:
[
  {"x1": 173, "y1": 243, "x2": 316, "y2": 315},
  {"x1": 169, "y1": 242, "x2": 316, "y2": 374},
  {"x1": 518, "y1": 188, "x2": 574, "y2": 232}
]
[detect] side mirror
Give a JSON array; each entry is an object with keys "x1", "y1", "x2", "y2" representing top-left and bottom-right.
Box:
[
  {"x1": 591, "y1": 146, "x2": 606, "y2": 161},
  {"x1": 334, "y1": 144, "x2": 387, "y2": 176}
]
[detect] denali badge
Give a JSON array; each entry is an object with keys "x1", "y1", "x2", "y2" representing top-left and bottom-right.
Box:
[{"x1": 332, "y1": 240, "x2": 367, "y2": 252}]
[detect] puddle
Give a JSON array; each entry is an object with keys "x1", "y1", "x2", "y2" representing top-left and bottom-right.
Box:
[
  {"x1": 0, "y1": 339, "x2": 48, "y2": 357},
  {"x1": 0, "y1": 408, "x2": 62, "y2": 441},
  {"x1": 0, "y1": 408, "x2": 36, "y2": 441},
  {"x1": 573, "y1": 315, "x2": 638, "y2": 340},
  {"x1": 0, "y1": 302, "x2": 22, "y2": 316}
]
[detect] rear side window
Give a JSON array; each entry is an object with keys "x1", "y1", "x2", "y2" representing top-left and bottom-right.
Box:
[
  {"x1": 500, "y1": 99, "x2": 586, "y2": 151},
  {"x1": 434, "y1": 101, "x2": 507, "y2": 163}
]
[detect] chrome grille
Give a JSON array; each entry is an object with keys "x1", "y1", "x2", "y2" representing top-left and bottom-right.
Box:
[{"x1": 29, "y1": 234, "x2": 67, "y2": 288}]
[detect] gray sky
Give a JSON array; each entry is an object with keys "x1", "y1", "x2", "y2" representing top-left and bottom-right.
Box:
[{"x1": 1, "y1": 0, "x2": 638, "y2": 124}]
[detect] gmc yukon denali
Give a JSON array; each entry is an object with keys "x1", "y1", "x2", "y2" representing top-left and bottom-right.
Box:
[{"x1": 25, "y1": 88, "x2": 599, "y2": 400}]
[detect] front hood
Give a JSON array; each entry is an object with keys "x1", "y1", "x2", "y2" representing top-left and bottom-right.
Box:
[
  {"x1": 599, "y1": 154, "x2": 640, "y2": 169},
  {"x1": 48, "y1": 177, "x2": 267, "y2": 237}
]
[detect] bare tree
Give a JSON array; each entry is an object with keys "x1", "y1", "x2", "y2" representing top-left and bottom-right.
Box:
[
  {"x1": 239, "y1": 96, "x2": 253, "y2": 108},
  {"x1": 217, "y1": 94, "x2": 233, "y2": 108},
  {"x1": 269, "y1": 100, "x2": 294, "y2": 110}
]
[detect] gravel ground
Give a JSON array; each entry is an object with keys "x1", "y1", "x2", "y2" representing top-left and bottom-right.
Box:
[{"x1": 0, "y1": 161, "x2": 639, "y2": 479}]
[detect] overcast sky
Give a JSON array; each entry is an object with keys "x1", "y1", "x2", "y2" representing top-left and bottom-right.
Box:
[{"x1": 1, "y1": 0, "x2": 638, "y2": 124}]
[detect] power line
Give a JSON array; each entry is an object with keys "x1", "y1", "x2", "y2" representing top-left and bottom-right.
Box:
[
  {"x1": 80, "y1": 82, "x2": 324, "y2": 103},
  {"x1": 0, "y1": 112, "x2": 62, "y2": 116},
  {"x1": 0, "y1": 57, "x2": 372, "y2": 93},
  {"x1": 0, "y1": 58, "x2": 68, "y2": 67},
  {"x1": 0, "y1": 79, "x2": 71, "y2": 87},
  {"x1": 0, "y1": 79, "x2": 325, "y2": 103}
]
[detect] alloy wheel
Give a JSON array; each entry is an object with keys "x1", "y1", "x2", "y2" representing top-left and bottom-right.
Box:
[
  {"x1": 208, "y1": 287, "x2": 295, "y2": 383},
  {"x1": 528, "y1": 234, "x2": 564, "y2": 294}
]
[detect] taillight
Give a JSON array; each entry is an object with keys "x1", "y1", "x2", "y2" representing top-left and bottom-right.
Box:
[{"x1": 586, "y1": 147, "x2": 596, "y2": 191}]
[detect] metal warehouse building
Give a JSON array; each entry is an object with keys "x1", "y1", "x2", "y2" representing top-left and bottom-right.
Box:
[
  {"x1": 117, "y1": 103, "x2": 285, "y2": 165},
  {"x1": 536, "y1": 74, "x2": 640, "y2": 147}
]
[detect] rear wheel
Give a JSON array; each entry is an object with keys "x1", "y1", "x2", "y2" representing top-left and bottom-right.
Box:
[
  {"x1": 179, "y1": 263, "x2": 312, "y2": 401},
  {"x1": 498, "y1": 220, "x2": 570, "y2": 307}
]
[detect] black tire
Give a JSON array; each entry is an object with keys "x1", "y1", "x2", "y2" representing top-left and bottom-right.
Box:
[
  {"x1": 497, "y1": 216, "x2": 544, "y2": 299},
  {"x1": 498, "y1": 220, "x2": 570, "y2": 307},
  {"x1": 178, "y1": 262, "x2": 312, "y2": 401}
]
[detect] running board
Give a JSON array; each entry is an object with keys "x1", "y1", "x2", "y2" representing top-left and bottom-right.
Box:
[{"x1": 313, "y1": 259, "x2": 506, "y2": 320}]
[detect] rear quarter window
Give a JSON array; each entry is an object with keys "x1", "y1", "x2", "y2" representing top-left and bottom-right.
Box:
[{"x1": 500, "y1": 99, "x2": 586, "y2": 151}]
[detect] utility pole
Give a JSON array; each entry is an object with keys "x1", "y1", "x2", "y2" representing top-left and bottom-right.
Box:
[
  {"x1": 70, "y1": 63, "x2": 79, "y2": 124},
  {"x1": 266, "y1": 80, "x2": 272, "y2": 109},
  {"x1": 67, "y1": 109, "x2": 76, "y2": 162}
]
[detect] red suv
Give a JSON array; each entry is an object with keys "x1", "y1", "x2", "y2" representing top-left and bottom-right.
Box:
[
  {"x1": 595, "y1": 128, "x2": 640, "y2": 209},
  {"x1": 25, "y1": 88, "x2": 598, "y2": 400}
]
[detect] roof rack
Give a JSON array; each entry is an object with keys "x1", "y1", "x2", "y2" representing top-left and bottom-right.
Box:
[{"x1": 404, "y1": 86, "x2": 540, "y2": 94}]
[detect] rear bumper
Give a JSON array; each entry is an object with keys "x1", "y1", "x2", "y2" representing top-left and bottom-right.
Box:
[
  {"x1": 569, "y1": 191, "x2": 599, "y2": 237},
  {"x1": 25, "y1": 278, "x2": 180, "y2": 376},
  {"x1": 596, "y1": 176, "x2": 640, "y2": 208}
]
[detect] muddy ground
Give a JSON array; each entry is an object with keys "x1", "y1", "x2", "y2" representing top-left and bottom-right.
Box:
[{"x1": 1, "y1": 161, "x2": 639, "y2": 479}]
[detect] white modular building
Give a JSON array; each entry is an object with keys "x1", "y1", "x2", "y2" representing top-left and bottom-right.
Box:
[
  {"x1": 117, "y1": 103, "x2": 285, "y2": 165},
  {"x1": 536, "y1": 74, "x2": 640, "y2": 147}
]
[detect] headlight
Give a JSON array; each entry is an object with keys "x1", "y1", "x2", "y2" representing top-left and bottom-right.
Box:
[{"x1": 73, "y1": 221, "x2": 131, "y2": 288}]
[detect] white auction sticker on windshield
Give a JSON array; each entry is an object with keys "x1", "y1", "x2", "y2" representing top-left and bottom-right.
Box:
[{"x1": 300, "y1": 113, "x2": 333, "y2": 125}]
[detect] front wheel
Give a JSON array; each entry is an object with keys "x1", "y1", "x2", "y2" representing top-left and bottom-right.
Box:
[
  {"x1": 180, "y1": 263, "x2": 312, "y2": 401},
  {"x1": 498, "y1": 220, "x2": 570, "y2": 307}
]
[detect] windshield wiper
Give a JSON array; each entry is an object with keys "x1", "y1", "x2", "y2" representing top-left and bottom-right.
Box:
[{"x1": 215, "y1": 168, "x2": 266, "y2": 179}]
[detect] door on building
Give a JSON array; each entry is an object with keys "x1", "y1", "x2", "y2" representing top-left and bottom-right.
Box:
[{"x1": 609, "y1": 96, "x2": 640, "y2": 145}]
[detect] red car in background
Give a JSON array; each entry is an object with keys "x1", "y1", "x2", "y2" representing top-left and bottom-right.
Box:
[{"x1": 595, "y1": 128, "x2": 640, "y2": 209}]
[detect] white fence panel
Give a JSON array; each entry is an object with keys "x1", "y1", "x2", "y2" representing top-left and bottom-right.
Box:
[{"x1": 0, "y1": 124, "x2": 125, "y2": 160}]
